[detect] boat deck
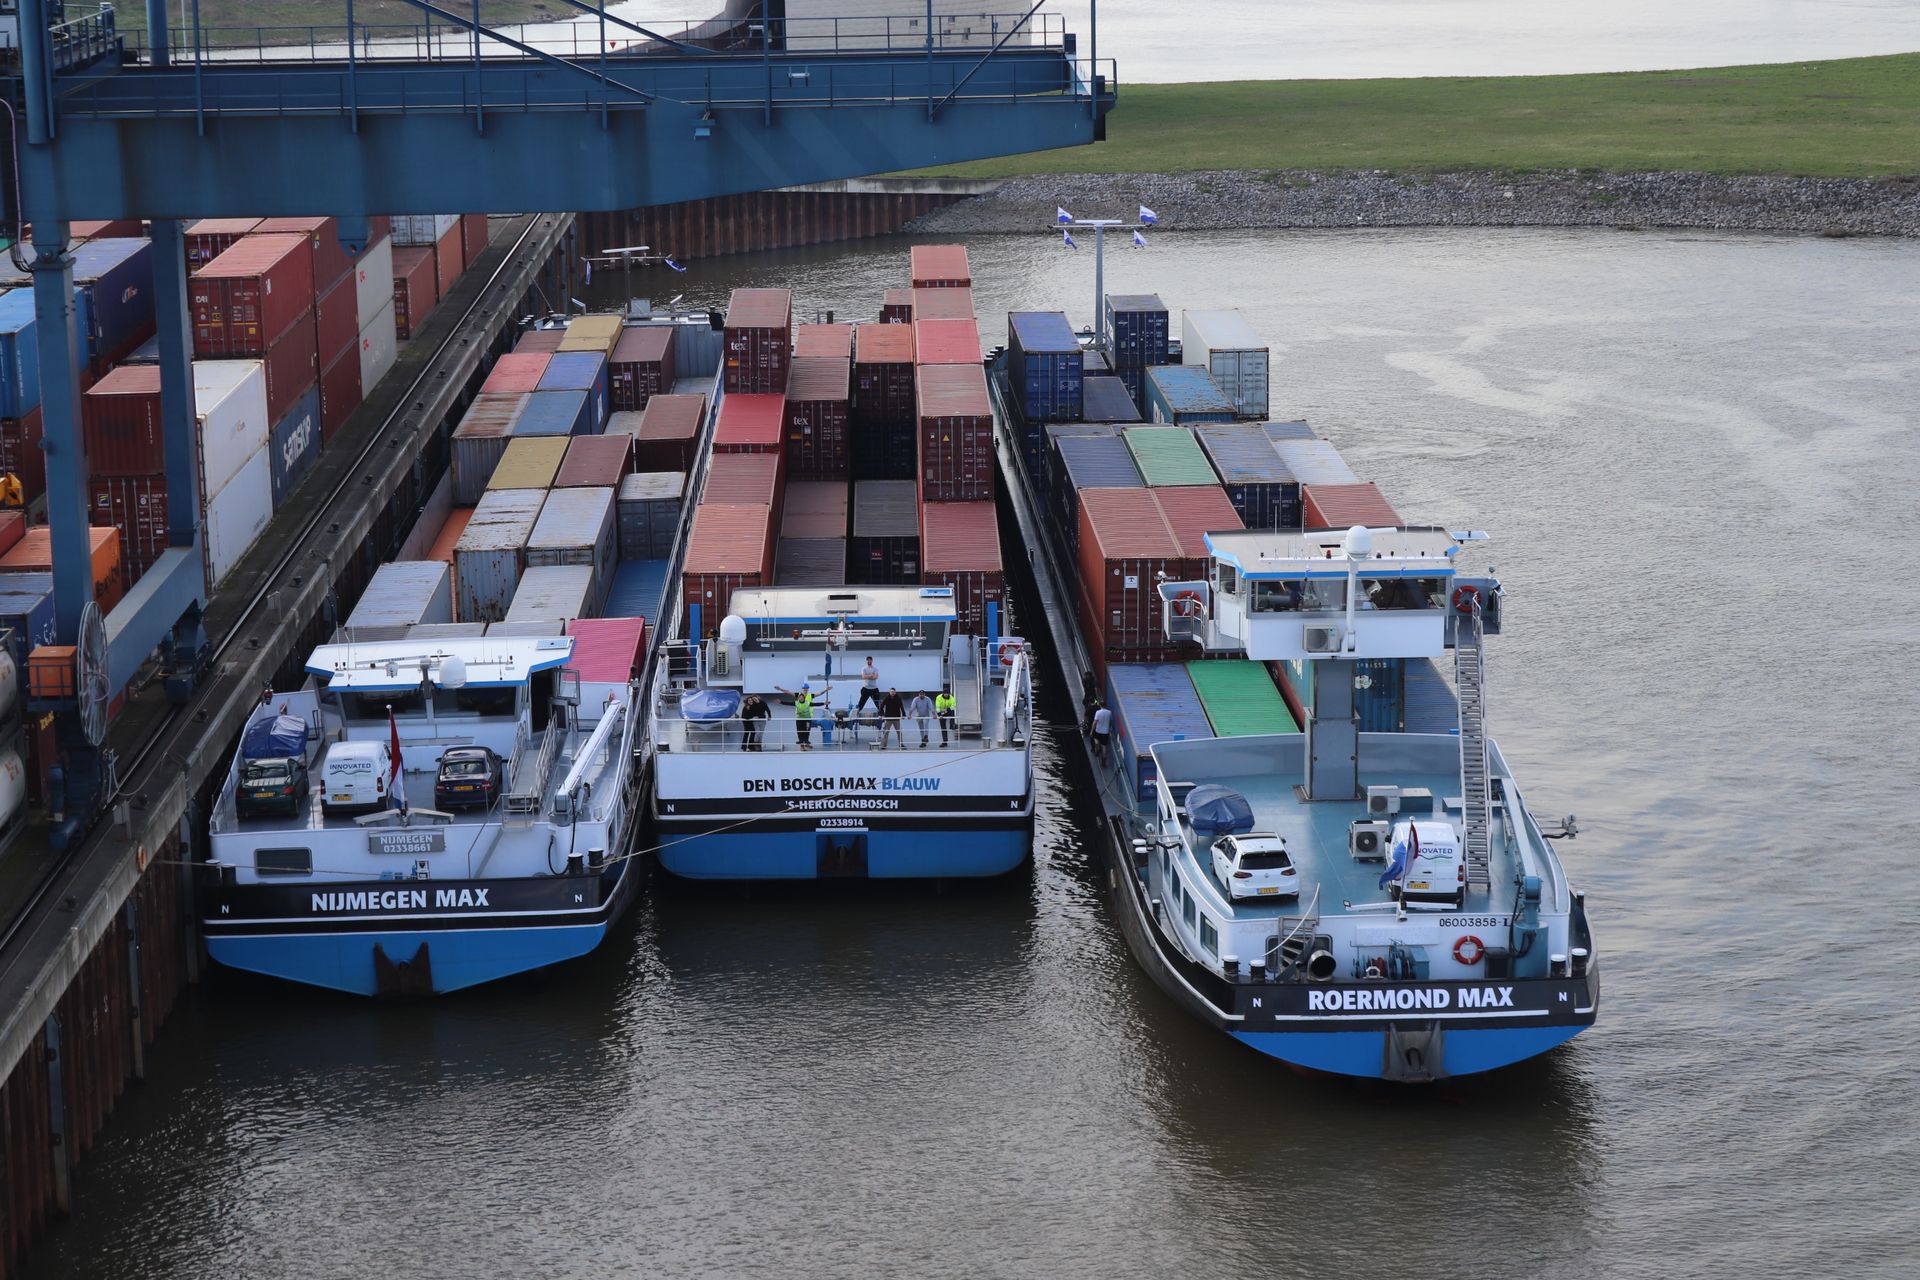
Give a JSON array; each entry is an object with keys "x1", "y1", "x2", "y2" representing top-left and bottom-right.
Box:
[{"x1": 653, "y1": 682, "x2": 1019, "y2": 753}]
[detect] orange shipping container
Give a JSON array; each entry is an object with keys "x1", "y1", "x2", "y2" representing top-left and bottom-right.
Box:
[
  {"x1": 1, "y1": 526, "x2": 124, "y2": 611},
  {"x1": 427, "y1": 506, "x2": 474, "y2": 609},
  {"x1": 28, "y1": 646, "x2": 78, "y2": 700}
]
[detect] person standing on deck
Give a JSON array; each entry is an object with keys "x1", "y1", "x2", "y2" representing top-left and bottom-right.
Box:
[
  {"x1": 878, "y1": 687, "x2": 906, "y2": 749},
  {"x1": 908, "y1": 691, "x2": 935, "y2": 748},
  {"x1": 935, "y1": 688, "x2": 957, "y2": 747},
  {"x1": 1091, "y1": 702, "x2": 1113, "y2": 760},
  {"x1": 1082, "y1": 670, "x2": 1101, "y2": 732},
  {"x1": 774, "y1": 681, "x2": 826, "y2": 751},
  {"x1": 857, "y1": 656, "x2": 882, "y2": 713},
  {"x1": 740, "y1": 694, "x2": 770, "y2": 751}
]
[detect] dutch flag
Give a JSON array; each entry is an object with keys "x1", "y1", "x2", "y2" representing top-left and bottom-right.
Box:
[
  {"x1": 1138, "y1": 205, "x2": 1158, "y2": 225},
  {"x1": 1062, "y1": 229, "x2": 1077, "y2": 250},
  {"x1": 664, "y1": 256, "x2": 687, "y2": 273},
  {"x1": 387, "y1": 706, "x2": 408, "y2": 817},
  {"x1": 1056, "y1": 207, "x2": 1074, "y2": 224},
  {"x1": 1377, "y1": 824, "x2": 1419, "y2": 889}
]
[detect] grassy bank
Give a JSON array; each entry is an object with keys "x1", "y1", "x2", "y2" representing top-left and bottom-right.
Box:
[
  {"x1": 915, "y1": 54, "x2": 1920, "y2": 180},
  {"x1": 110, "y1": 1, "x2": 562, "y2": 40}
]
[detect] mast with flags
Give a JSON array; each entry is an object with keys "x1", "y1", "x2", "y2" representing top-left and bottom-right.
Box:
[{"x1": 1049, "y1": 203, "x2": 1164, "y2": 349}]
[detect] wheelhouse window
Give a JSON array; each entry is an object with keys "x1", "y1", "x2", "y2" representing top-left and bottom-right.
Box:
[
  {"x1": 256, "y1": 847, "x2": 313, "y2": 876},
  {"x1": 1215, "y1": 565, "x2": 1239, "y2": 597},
  {"x1": 1361, "y1": 576, "x2": 1445, "y2": 610},
  {"x1": 432, "y1": 686, "x2": 518, "y2": 718},
  {"x1": 1200, "y1": 918, "x2": 1219, "y2": 957},
  {"x1": 1249, "y1": 578, "x2": 1347, "y2": 612},
  {"x1": 1182, "y1": 891, "x2": 1197, "y2": 931}
]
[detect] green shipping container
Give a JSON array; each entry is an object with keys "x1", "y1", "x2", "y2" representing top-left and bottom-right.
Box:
[
  {"x1": 1123, "y1": 426, "x2": 1218, "y2": 487},
  {"x1": 1186, "y1": 660, "x2": 1299, "y2": 736}
]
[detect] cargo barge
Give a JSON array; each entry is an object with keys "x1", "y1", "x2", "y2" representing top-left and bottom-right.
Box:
[{"x1": 988, "y1": 280, "x2": 1598, "y2": 1081}]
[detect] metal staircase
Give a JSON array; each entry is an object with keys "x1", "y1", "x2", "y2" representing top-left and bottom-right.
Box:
[{"x1": 1454, "y1": 601, "x2": 1492, "y2": 890}]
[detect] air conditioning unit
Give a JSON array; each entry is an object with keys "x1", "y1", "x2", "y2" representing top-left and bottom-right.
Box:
[
  {"x1": 1303, "y1": 625, "x2": 1342, "y2": 654},
  {"x1": 1348, "y1": 819, "x2": 1390, "y2": 862},
  {"x1": 1365, "y1": 785, "x2": 1402, "y2": 817}
]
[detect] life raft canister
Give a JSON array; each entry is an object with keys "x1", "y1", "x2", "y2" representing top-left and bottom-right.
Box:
[{"x1": 1453, "y1": 934, "x2": 1486, "y2": 966}]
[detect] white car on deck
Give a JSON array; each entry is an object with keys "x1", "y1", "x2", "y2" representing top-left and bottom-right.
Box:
[{"x1": 1209, "y1": 833, "x2": 1299, "y2": 901}]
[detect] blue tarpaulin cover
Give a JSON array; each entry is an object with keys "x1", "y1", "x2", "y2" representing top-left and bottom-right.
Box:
[
  {"x1": 680, "y1": 688, "x2": 742, "y2": 721},
  {"x1": 1186, "y1": 784, "x2": 1255, "y2": 834},
  {"x1": 242, "y1": 714, "x2": 307, "y2": 760}
]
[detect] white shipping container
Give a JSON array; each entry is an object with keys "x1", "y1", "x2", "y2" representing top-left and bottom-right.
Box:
[
  {"x1": 504, "y1": 565, "x2": 595, "y2": 630},
  {"x1": 192, "y1": 359, "x2": 271, "y2": 503},
  {"x1": 353, "y1": 234, "x2": 395, "y2": 334},
  {"x1": 525, "y1": 486, "x2": 617, "y2": 612},
  {"x1": 204, "y1": 445, "x2": 272, "y2": 587},
  {"x1": 1181, "y1": 308, "x2": 1271, "y2": 420},
  {"x1": 359, "y1": 301, "x2": 398, "y2": 392},
  {"x1": 392, "y1": 214, "x2": 461, "y2": 246},
  {"x1": 346, "y1": 561, "x2": 454, "y2": 632}
]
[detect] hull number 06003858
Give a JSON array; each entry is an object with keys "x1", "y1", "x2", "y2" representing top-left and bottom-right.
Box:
[{"x1": 1441, "y1": 915, "x2": 1510, "y2": 930}]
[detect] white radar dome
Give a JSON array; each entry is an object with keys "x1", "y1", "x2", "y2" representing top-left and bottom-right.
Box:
[
  {"x1": 438, "y1": 654, "x2": 468, "y2": 689},
  {"x1": 719, "y1": 615, "x2": 747, "y2": 644},
  {"x1": 1342, "y1": 525, "x2": 1373, "y2": 558}
]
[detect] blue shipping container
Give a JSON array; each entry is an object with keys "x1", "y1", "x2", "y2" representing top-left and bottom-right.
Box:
[
  {"x1": 267, "y1": 384, "x2": 322, "y2": 507},
  {"x1": 538, "y1": 351, "x2": 610, "y2": 429},
  {"x1": 1007, "y1": 311, "x2": 1084, "y2": 423},
  {"x1": 1291, "y1": 656, "x2": 1405, "y2": 732},
  {"x1": 0, "y1": 290, "x2": 41, "y2": 421},
  {"x1": 1082, "y1": 375, "x2": 1141, "y2": 425},
  {"x1": 1104, "y1": 293, "x2": 1169, "y2": 370},
  {"x1": 515, "y1": 389, "x2": 592, "y2": 437},
  {"x1": 18, "y1": 238, "x2": 161, "y2": 375},
  {"x1": 124, "y1": 334, "x2": 162, "y2": 365},
  {"x1": 1105, "y1": 663, "x2": 1214, "y2": 806},
  {"x1": 1261, "y1": 420, "x2": 1315, "y2": 442},
  {"x1": 0, "y1": 572, "x2": 57, "y2": 668},
  {"x1": 1048, "y1": 426, "x2": 1142, "y2": 557},
  {"x1": 1401, "y1": 657, "x2": 1459, "y2": 735},
  {"x1": 1272, "y1": 438, "x2": 1360, "y2": 487},
  {"x1": 1193, "y1": 424, "x2": 1302, "y2": 530},
  {"x1": 603, "y1": 558, "x2": 670, "y2": 625},
  {"x1": 1144, "y1": 365, "x2": 1236, "y2": 425}
]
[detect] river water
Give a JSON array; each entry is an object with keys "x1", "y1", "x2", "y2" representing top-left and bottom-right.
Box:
[{"x1": 29, "y1": 227, "x2": 1920, "y2": 1278}]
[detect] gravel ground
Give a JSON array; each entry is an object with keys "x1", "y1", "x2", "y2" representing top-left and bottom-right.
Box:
[{"x1": 906, "y1": 169, "x2": 1920, "y2": 238}]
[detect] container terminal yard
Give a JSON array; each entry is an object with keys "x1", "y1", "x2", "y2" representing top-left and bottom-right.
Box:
[{"x1": 0, "y1": 1, "x2": 1111, "y2": 1266}]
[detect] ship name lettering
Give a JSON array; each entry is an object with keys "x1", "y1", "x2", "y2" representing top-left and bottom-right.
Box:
[
  {"x1": 433, "y1": 888, "x2": 491, "y2": 908},
  {"x1": 309, "y1": 890, "x2": 430, "y2": 913}
]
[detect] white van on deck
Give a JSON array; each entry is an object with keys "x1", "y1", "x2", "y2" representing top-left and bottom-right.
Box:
[
  {"x1": 321, "y1": 740, "x2": 393, "y2": 815},
  {"x1": 1390, "y1": 819, "x2": 1465, "y2": 908}
]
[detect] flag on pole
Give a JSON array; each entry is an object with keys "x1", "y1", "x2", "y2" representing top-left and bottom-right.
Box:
[
  {"x1": 1138, "y1": 205, "x2": 1158, "y2": 225},
  {"x1": 1132, "y1": 230, "x2": 1148, "y2": 248},
  {"x1": 1062, "y1": 229, "x2": 1077, "y2": 250},
  {"x1": 1056, "y1": 207, "x2": 1074, "y2": 224},
  {"x1": 664, "y1": 256, "x2": 687, "y2": 273},
  {"x1": 583, "y1": 257, "x2": 592, "y2": 284},
  {"x1": 1378, "y1": 824, "x2": 1419, "y2": 890},
  {"x1": 387, "y1": 706, "x2": 408, "y2": 816}
]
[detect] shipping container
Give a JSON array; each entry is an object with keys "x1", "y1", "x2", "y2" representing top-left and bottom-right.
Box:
[
  {"x1": 462, "y1": 213, "x2": 491, "y2": 265},
  {"x1": 346, "y1": 561, "x2": 454, "y2": 633},
  {"x1": 191, "y1": 234, "x2": 313, "y2": 358},
  {"x1": 919, "y1": 500, "x2": 1003, "y2": 637},
  {"x1": 352, "y1": 234, "x2": 395, "y2": 334},
  {"x1": 1104, "y1": 293, "x2": 1170, "y2": 370},
  {"x1": 0, "y1": 407, "x2": 42, "y2": 503},
  {"x1": 681, "y1": 503, "x2": 776, "y2": 627},
  {"x1": 851, "y1": 324, "x2": 916, "y2": 481},
  {"x1": 1082, "y1": 375, "x2": 1141, "y2": 424},
  {"x1": 566, "y1": 616, "x2": 647, "y2": 684},
  {"x1": 393, "y1": 214, "x2": 461, "y2": 246},
  {"x1": 405, "y1": 622, "x2": 487, "y2": 641},
  {"x1": 454, "y1": 488, "x2": 546, "y2": 623},
  {"x1": 781, "y1": 480, "x2": 848, "y2": 539},
  {"x1": 559, "y1": 314, "x2": 622, "y2": 357},
  {"x1": 0, "y1": 510, "x2": 22, "y2": 557},
  {"x1": 315, "y1": 272, "x2": 358, "y2": 370},
  {"x1": 608, "y1": 325, "x2": 676, "y2": 412},
  {"x1": 1194, "y1": 423, "x2": 1301, "y2": 529},
  {"x1": 0, "y1": 290, "x2": 40, "y2": 420},
  {"x1": 911, "y1": 288, "x2": 974, "y2": 323},
  {"x1": 267, "y1": 383, "x2": 322, "y2": 507},
  {"x1": 1186, "y1": 660, "x2": 1298, "y2": 737},
  {"x1": 1261, "y1": 420, "x2": 1316, "y2": 442},
  {"x1": 450, "y1": 393, "x2": 528, "y2": 503},
  {"x1": 428, "y1": 505, "x2": 473, "y2": 576},
  {"x1": 358, "y1": 302, "x2": 398, "y2": 394},
  {"x1": 1008, "y1": 311, "x2": 1084, "y2": 422},
  {"x1": 774, "y1": 537, "x2": 847, "y2": 587},
  {"x1": 487, "y1": 437, "x2": 570, "y2": 492},
  {"x1": 714, "y1": 392, "x2": 785, "y2": 454},
  {"x1": 184, "y1": 218, "x2": 260, "y2": 266},
  {"x1": 482, "y1": 351, "x2": 552, "y2": 395},
  {"x1": 434, "y1": 222, "x2": 464, "y2": 299},
  {"x1": 203, "y1": 445, "x2": 272, "y2": 589},
  {"x1": 912, "y1": 318, "x2": 981, "y2": 366},
  {"x1": 0, "y1": 573, "x2": 56, "y2": 668},
  {"x1": 1144, "y1": 365, "x2": 1237, "y2": 425},
  {"x1": 82, "y1": 360, "x2": 272, "y2": 499},
  {"x1": 915, "y1": 363, "x2": 993, "y2": 502},
  {"x1": 1181, "y1": 309, "x2": 1270, "y2": 419},
  {"x1": 391, "y1": 246, "x2": 438, "y2": 338},
  {"x1": 704, "y1": 450, "x2": 786, "y2": 514},
  {"x1": 257, "y1": 310, "x2": 319, "y2": 424},
  {"x1": 1271, "y1": 438, "x2": 1358, "y2": 488},
  {"x1": 1124, "y1": 426, "x2": 1217, "y2": 487},
  {"x1": 538, "y1": 350, "x2": 610, "y2": 429},
  {"x1": 604, "y1": 558, "x2": 670, "y2": 624},
  {"x1": 486, "y1": 620, "x2": 561, "y2": 638},
  {"x1": 254, "y1": 216, "x2": 352, "y2": 293},
  {"x1": 74, "y1": 238, "x2": 159, "y2": 375},
  {"x1": 723, "y1": 288, "x2": 792, "y2": 393},
  {"x1": 1046, "y1": 425, "x2": 1141, "y2": 557},
  {"x1": 616, "y1": 471, "x2": 684, "y2": 560},
  {"x1": 849, "y1": 479, "x2": 919, "y2": 584},
  {"x1": 514, "y1": 388, "x2": 592, "y2": 437},
  {"x1": 555, "y1": 433, "x2": 632, "y2": 488},
  {"x1": 1153, "y1": 485, "x2": 1244, "y2": 558},
  {"x1": 784, "y1": 357, "x2": 850, "y2": 480},
  {"x1": 1289, "y1": 656, "x2": 1409, "y2": 734},
  {"x1": 1075, "y1": 486, "x2": 1199, "y2": 672},
  {"x1": 525, "y1": 486, "x2": 618, "y2": 610},
  {"x1": 880, "y1": 289, "x2": 914, "y2": 324},
  {"x1": 87, "y1": 474, "x2": 167, "y2": 579},
  {"x1": 505, "y1": 564, "x2": 596, "y2": 629},
  {"x1": 1105, "y1": 664, "x2": 1213, "y2": 805},
  {"x1": 515, "y1": 326, "x2": 565, "y2": 354},
  {"x1": 628, "y1": 392, "x2": 705, "y2": 472},
  {"x1": 1302, "y1": 481, "x2": 1402, "y2": 531},
  {"x1": 1400, "y1": 656, "x2": 1457, "y2": 735},
  {"x1": 794, "y1": 323, "x2": 853, "y2": 360},
  {"x1": 68, "y1": 219, "x2": 145, "y2": 241},
  {"x1": 910, "y1": 244, "x2": 971, "y2": 288}
]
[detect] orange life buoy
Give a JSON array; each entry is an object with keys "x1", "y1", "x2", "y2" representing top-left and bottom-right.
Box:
[
  {"x1": 1171, "y1": 589, "x2": 1204, "y2": 618},
  {"x1": 998, "y1": 640, "x2": 1024, "y2": 667},
  {"x1": 1453, "y1": 934, "x2": 1486, "y2": 966},
  {"x1": 1452, "y1": 584, "x2": 1481, "y2": 616}
]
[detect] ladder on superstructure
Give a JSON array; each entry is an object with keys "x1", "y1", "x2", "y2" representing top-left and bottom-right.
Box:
[{"x1": 1454, "y1": 603, "x2": 1493, "y2": 891}]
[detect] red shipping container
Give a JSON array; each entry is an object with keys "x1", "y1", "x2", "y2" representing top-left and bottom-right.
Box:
[
  {"x1": 24, "y1": 711, "x2": 58, "y2": 807},
  {"x1": 880, "y1": 289, "x2": 914, "y2": 324},
  {"x1": 915, "y1": 364, "x2": 993, "y2": 503},
  {"x1": 190, "y1": 233, "x2": 314, "y2": 357},
  {"x1": 89, "y1": 473, "x2": 170, "y2": 580},
  {"x1": 784, "y1": 357, "x2": 850, "y2": 481},
  {"x1": 434, "y1": 222, "x2": 464, "y2": 299},
  {"x1": 261, "y1": 310, "x2": 319, "y2": 424},
  {"x1": 723, "y1": 288, "x2": 792, "y2": 393},
  {"x1": 1302, "y1": 481, "x2": 1402, "y2": 531},
  {"x1": 794, "y1": 324, "x2": 853, "y2": 360},
  {"x1": 0, "y1": 510, "x2": 22, "y2": 557},
  {"x1": 913, "y1": 319, "x2": 981, "y2": 367},
  {"x1": 920, "y1": 499, "x2": 1003, "y2": 637},
  {"x1": 392, "y1": 246, "x2": 439, "y2": 339},
  {"x1": 554, "y1": 434, "x2": 633, "y2": 488},
  {"x1": 1076, "y1": 487, "x2": 1200, "y2": 676},
  {"x1": 565, "y1": 616, "x2": 647, "y2": 683},
  {"x1": 320, "y1": 346, "x2": 362, "y2": 441},
  {"x1": 461, "y1": 213, "x2": 490, "y2": 267},
  {"x1": 853, "y1": 323, "x2": 916, "y2": 430},
  {"x1": 912, "y1": 288, "x2": 974, "y2": 322},
  {"x1": 482, "y1": 351, "x2": 552, "y2": 395},
  {"x1": 608, "y1": 326, "x2": 677, "y2": 413},
  {"x1": 627, "y1": 392, "x2": 704, "y2": 472},
  {"x1": 80, "y1": 364, "x2": 165, "y2": 475},
  {"x1": 0, "y1": 406, "x2": 45, "y2": 503},
  {"x1": 254, "y1": 216, "x2": 351, "y2": 293},
  {"x1": 781, "y1": 481, "x2": 848, "y2": 539},
  {"x1": 315, "y1": 273, "x2": 359, "y2": 370},
  {"x1": 516, "y1": 327, "x2": 564, "y2": 354},
  {"x1": 714, "y1": 393, "x2": 785, "y2": 455},
  {"x1": 910, "y1": 244, "x2": 972, "y2": 288},
  {"x1": 69, "y1": 219, "x2": 144, "y2": 241},
  {"x1": 1152, "y1": 485, "x2": 1244, "y2": 558},
  {"x1": 681, "y1": 503, "x2": 775, "y2": 626},
  {"x1": 704, "y1": 451, "x2": 786, "y2": 515},
  {"x1": 184, "y1": 217, "x2": 260, "y2": 267}
]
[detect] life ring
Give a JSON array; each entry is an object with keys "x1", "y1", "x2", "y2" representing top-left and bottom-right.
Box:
[
  {"x1": 998, "y1": 640, "x2": 1024, "y2": 667},
  {"x1": 1453, "y1": 934, "x2": 1486, "y2": 966},
  {"x1": 1452, "y1": 584, "x2": 1481, "y2": 616},
  {"x1": 1171, "y1": 589, "x2": 1205, "y2": 619}
]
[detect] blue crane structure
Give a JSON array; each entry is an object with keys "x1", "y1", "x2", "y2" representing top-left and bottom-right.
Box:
[{"x1": 4, "y1": 0, "x2": 1114, "y2": 839}]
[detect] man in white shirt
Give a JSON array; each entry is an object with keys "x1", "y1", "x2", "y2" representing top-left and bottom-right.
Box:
[
  {"x1": 1090, "y1": 702, "x2": 1113, "y2": 760},
  {"x1": 856, "y1": 656, "x2": 882, "y2": 713}
]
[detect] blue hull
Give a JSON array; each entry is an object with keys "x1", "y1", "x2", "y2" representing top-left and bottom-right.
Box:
[
  {"x1": 1230, "y1": 1023, "x2": 1589, "y2": 1080},
  {"x1": 207, "y1": 921, "x2": 612, "y2": 998},
  {"x1": 657, "y1": 824, "x2": 1031, "y2": 880}
]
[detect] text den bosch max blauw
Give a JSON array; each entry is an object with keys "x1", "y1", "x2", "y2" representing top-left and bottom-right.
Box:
[{"x1": 743, "y1": 774, "x2": 943, "y2": 794}]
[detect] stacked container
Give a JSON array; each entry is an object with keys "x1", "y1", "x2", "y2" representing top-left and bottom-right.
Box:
[
  {"x1": 184, "y1": 219, "x2": 260, "y2": 268},
  {"x1": 909, "y1": 245, "x2": 971, "y2": 288},
  {"x1": 0, "y1": 238, "x2": 158, "y2": 377},
  {"x1": 784, "y1": 356, "x2": 851, "y2": 480},
  {"x1": 525, "y1": 487, "x2": 618, "y2": 612},
  {"x1": 555, "y1": 434, "x2": 632, "y2": 489},
  {"x1": 2, "y1": 527, "x2": 125, "y2": 612},
  {"x1": 559, "y1": 314, "x2": 623, "y2": 357},
  {"x1": 324, "y1": 221, "x2": 394, "y2": 438},
  {"x1": 505, "y1": 564, "x2": 596, "y2": 629},
  {"x1": 625, "y1": 392, "x2": 705, "y2": 471},
  {"x1": 851, "y1": 323, "x2": 916, "y2": 481},
  {"x1": 1302, "y1": 482, "x2": 1402, "y2": 531},
  {"x1": 713, "y1": 393, "x2": 785, "y2": 456},
  {"x1": 915, "y1": 363, "x2": 993, "y2": 502},
  {"x1": 391, "y1": 246, "x2": 439, "y2": 338},
  {"x1": 566, "y1": 616, "x2": 648, "y2": 685},
  {"x1": 1272, "y1": 438, "x2": 1359, "y2": 488},
  {"x1": 1186, "y1": 660, "x2": 1299, "y2": 736},
  {"x1": 681, "y1": 503, "x2": 776, "y2": 625},
  {"x1": 774, "y1": 539, "x2": 846, "y2": 587},
  {"x1": 850, "y1": 479, "x2": 919, "y2": 585},
  {"x1": 616, "y1": 472, "x2": 684, "y2": 560},
  {"x1": 538, "y1": 350, "x2": 611, "y2": 430},
  {"x1": 1082, "y1": 376, "x2": 1141, "y2": 425},
  {"x1": 482, "y1": 351, "x2": 551, "y2": 395},
  {"x1": 608, "y1": 326, "x2": 677, "y2": 412},
  {"x1": 1152, "y1": 485, "x2": 1245, "y2": 559},
  {"x1": 919, "y1": 500, "x2": 1003, "y2": 637},
  {"x1": 1047, "y1": 425, "x2": 1143, "y2": 558},
  {"x1": 1104, "y1": 293, "x2": 1170, "y2": 411},
  {"x1": 454, "y1": 487, "x2": 546, "y2": 622},
  {"x1": 487, "y1": 437, "x2": 570, "y2": 492},
  {"x1": 913, "y1": 319, "x2": 981, "y2": 367},
  {"x1": 912, "y1": 288, "x2": 974, "y2": 322},
  {"x1": 1007, "y1": 310, "x2": 1085, "y2": 423},
  {"x1": 190, "y1": 234, "x2": 316, "y2": 423},
  {"x1": 1104, "y1": 664, "x2": 1213, "y2": 805},
  {"x1": 704, "y1": 451, "x2": 786, "y2": 513},
  {"x1": 1144, "y1": 365, "x2": 1237, "y2": 425},
  {"x1": 0, "y1": 290, "x2": 43, "y2": 502},
  {"x1": 1194, "y1": 424, "x2": 1301, "y2": 529},
  {"x1": 345, "y1": 561, "x2": 454, "y2": 639},
  {"x1": 794, "y1": 324, "x2": 853, "y2": 360},
  {"x1": 1075, "y1": 486, "x2": 1199, "y2": 675},
  {"x1": 723, "y1": 288, "x2": 792, "y2": 393},
  {"x1": 1262, "y1": 420, "x2": 1316, "y2": 443},
  {"x1": 1124, "y1": 426, "x2": 1218, "y2": 487},
  {"x1": 450, "y1": 393, "x2": 528, "y2": 503},
  {"x1": 781, "y1": 481, "x2": 848, "y2": 539},
  {"x1": 880, "y1": 289, "x2": 914, "y2": 324},
  {"x1": 516, "y1": 389, "x2": 594, "y2": 437},
  {"x1": 1181, "y1": 309, "x2": 1270, "y2": 419}
]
